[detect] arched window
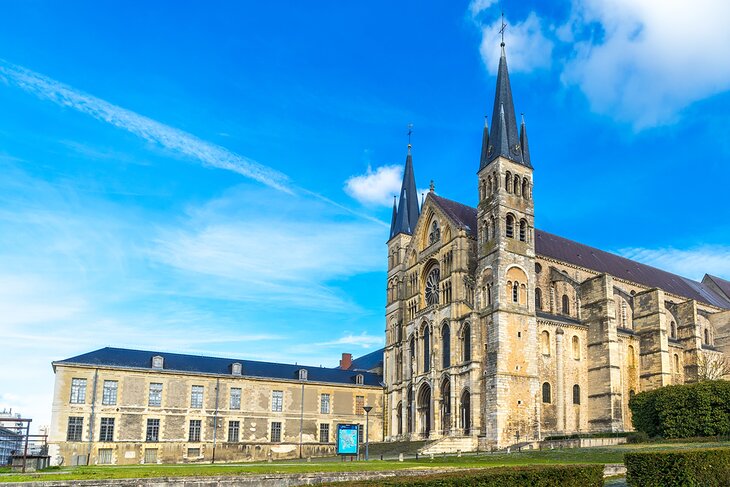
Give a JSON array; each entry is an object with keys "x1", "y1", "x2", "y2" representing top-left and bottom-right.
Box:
[
  {"x1": 519, "y1": 219, "x2": 527, "y2": 242},
  {"x1": 670, "y1": 321, "x2": 677, "y2": 339},
  {"x1": 705, "y1": 328, "x2": 710, "y2": 345},
  {"x1": 562, "y1": 294, "x2": 570, "y2": 315},
  {"x1": 572, "y1": 335, "x2": 580, "y2": 360},
  {"x1": 442, "y1": 323, "x2": 451, "y2": 369},
  {"x1": 513, "y1": 176, "x2": 520, "y2": 195},
  {"x1": 505, "y1": 172, "x2": 512, "y2": 193},
  {"x1": 573, "y1": 384, "x2": 580, "y2": 405},
  {"x1": 486, "y1": 283, "x2": 492, "y2": 305},
  {"x1": 535, "y1": 287, "x2": 542, "y2": 310},
  {"x1": 396, "y1": 401, "x2": 403, "y2": 435},
  {"x1": 674, "y1": 353, "x2": 680, "y2": 371},
  {"x1": 462, "y1": 324, "x2": 471, "y2": 362},
  {"x1": 409, "y1": 335, "x2": 416, "y2": 375},
  {"x1": 628, "y1": 345, "x2": 635, "y2": 367},
  {"x1": 487, "y1": 176, "x2": 493, "y2": 195},
  {"x1": 522, "y1": 179, "x2": 529, "y2": 199},
  {"x1": 490, "y1": 216, "x2": 496, "y2": 239},
  {"x1": 541, "y1": 330, "x2": 550, "y2": 356},
  {"x1": 629, "y1": 389, "x2": 636, "y2": 401},
  {"x1": 506, "y1": 214, "x2": 514, "y2": 238},
  {"x1": 429, "y1": 220, "x2": 440, "y2": 245},
  {"x1": 512, "y1": 282, "x2": 519, "y2": 303},
  {"x1": 425, "y1": 266, "x2": 440, "y2": 306},
  {"x1": 423, "y1": 326, "x2": 431, "y2": 372},
  {"x1": 542, "y1": 382, "x2": 551, "y2": 403}
]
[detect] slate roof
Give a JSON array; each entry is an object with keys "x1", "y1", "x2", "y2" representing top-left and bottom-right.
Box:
[
  {"x1": 704, "y1": 274, "x2": 730, "y2": 301},
  {"x1": 348, "y1": 349, "x2": 384, "y2": 372},
  {"x1": 429, "y1": 195, "x2": 730, "y2": 309},
  {"x1": 54, "y1": 347, "x2": 382, "y2": 387},
  {"x1": 391, "y1": 149, "x2": 420, "y2": 239}
]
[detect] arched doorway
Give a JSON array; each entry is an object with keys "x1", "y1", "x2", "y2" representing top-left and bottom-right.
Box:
[
  {"x1": 407, "y1": 387, "x2": 414, "y2": 433},
  {"x1": 396, "y1": 401, "x2": 403, "y2": 435},
  {"x1": 460, "y1": 389, "x2": 471, "y2": 435},
  {"x1": 440, "y1": 378, "x2": 451, "y2": 434},
  {"x1": 417, "y1": 382, "x2": 432, "y2": 438}
]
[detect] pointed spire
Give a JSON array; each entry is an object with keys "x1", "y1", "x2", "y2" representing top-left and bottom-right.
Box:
[
  {"x1": 485, "y1": 32, "x2": 525, "y2": 166},
  {"x1": 479, "y1": 116, "x2": 490, "y2": 170},
  {"x1": 520, "y1": 113, "x2": 532, "y2": 168},
  {"x1": 390, "y1": 139, "x2": 420, "y2": 239},
  {"x1": 389, "y1": 196, "x2": 397, "y2": 237}
]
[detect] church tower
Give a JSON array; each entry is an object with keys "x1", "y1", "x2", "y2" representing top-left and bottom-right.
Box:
[{"x1": 476, "y1": 41, "x2": 539, "y2": 446}]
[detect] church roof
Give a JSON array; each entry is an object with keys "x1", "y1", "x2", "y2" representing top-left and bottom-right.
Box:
[
  {"x1": 704, "y1": 274, "x2": 730, "y2": 301},
  {"x1": 346, "y1": 349, "x2": 384, "y2": 372},
  {"x1": 390, "y1": 148, "x2": 420, "y2": 239},
  {"x1": 429, "y1": 195, "x2": 730, "y2": 309},
  {"x1": 54, "y1": 347, "x2": 383, "y2": 386}
]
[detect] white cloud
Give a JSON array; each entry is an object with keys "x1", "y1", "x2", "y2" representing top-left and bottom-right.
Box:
[
  {"x1": 0, "y1": 59, "x2": 292, "y2": 192},
  {"x1": 561, "y1": 0, "x2": 730, "y2": 129},
  {"x1": 468, "y1": 0, "x2": 498, "y2": 18},
  {"x1": 618, "y1": 245, "x2": 730, "y2": 281},
  {"x1": 344, "y1": 165, "x2": 402, "y2": 207},
  {"x1": 476, "y1": 12, "x2": 554, "y2": 75},
  {"x1": 316, "y1": 332, "x2": 384, "y2": 349}
]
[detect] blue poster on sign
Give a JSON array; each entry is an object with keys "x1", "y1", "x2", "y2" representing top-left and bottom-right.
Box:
[{"x1": 336, "y1": 424, "x2": 359, "y2": 455}]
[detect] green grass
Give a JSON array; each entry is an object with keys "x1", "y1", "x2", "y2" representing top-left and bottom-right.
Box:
[{"x1": 0, "y1": 441, "x2": 727, "y2": 483}]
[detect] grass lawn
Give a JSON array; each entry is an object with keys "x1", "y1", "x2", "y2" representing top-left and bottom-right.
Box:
[{"x1": 0, "y1": 441, "x2": 727, "y2": 483}]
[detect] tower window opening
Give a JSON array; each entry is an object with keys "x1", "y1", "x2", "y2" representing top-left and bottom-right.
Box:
[
  {"x1": 506, "y1": 214, "x2": 514, "y2": 238},
  {"x1": 519, "y1": 219, "x2": 527, "y2": 242}
]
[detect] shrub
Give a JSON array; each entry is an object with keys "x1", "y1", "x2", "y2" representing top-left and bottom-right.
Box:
[
  {"x1": 324, "y1": 464, "x2": 604, "y2": 486},
  {"x1": 625, "y1": 448, "x2": 730, "y2": 486},
  {"x1": 629, "y1": 381, "x2": 730, "y2": 438},
  {"x1": 626, "y1": 431, "x2": 649, "y2": 444}
]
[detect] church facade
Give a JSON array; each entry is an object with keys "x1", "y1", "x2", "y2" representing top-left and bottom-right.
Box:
[{"x1": 382, "y1": 44, "x2": 730, "y2": 449}]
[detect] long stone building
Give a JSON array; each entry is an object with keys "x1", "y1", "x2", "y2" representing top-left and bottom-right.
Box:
[
  {"x1": 49, "y1": 348, "x2": 383, "y2": 465},
  {"x1": 382, "y1": 42, "x2": 730, "y2": 450}
]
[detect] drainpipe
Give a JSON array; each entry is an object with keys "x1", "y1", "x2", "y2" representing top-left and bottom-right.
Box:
[
  {"x1": 87, "y1": 369, "x2": 99, "y2": 464},
  {"x1": 211, "y1": 378, "x2": 220, "y2": 464}
]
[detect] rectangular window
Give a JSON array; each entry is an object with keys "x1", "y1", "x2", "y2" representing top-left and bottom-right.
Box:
[
  {"x1": 358, "y1": 424, "x2": 364, "y2": 444},
  {"x1": 355, "y1": 395, "x2": 365, "y2": 415},
  {"x1": 227, "y1": 420, "x2": 240, "y2": 443},
  {"x1": 230, "y1": 387, "x2": 241, "y2": 410},
  {"x1": 320, "y1": 393, "x2": 330, "y2": 414},
  {"x1": 319, "y1": 423, "x2": 329, "y2": 443},
  {"x1": 70, "y1": 378, "x2": 87, "y2": 404},
  {"x1": 187, "y1": 448, "x2": 201, "y2": 457},
  {"x1": 271, "y1": 421, "x2": 281, "y2": 442},
  {"x1": 99, "y1": 417, "x2": 115, "y2": 442},
  {"x1": 102, "y1": 380, "x2": 118, "y2": 405},
  {"x1": 146, "y1": 419, "x2": 160, "y2": 442},
  {"x1": 97, "y1": 448, "x2": 113, "y2": 465},
  {"x1": 190, "y1": 385, "x2": 204, "y2": 409},
  {"x1": 144, "y1": 448, "x2": 157, "y2": 464},
  {"x1": 188, "y1": 419, "x2": 201, "y2": 442},
  {"x1": 272, "y1": 390, "x2": 283, "y2": 412},
  {"x1": 148, "y1": 383, "x2": 163, "y2": 407},
  {"x1": 66, "y1": 417, "x2": 83, "y2": 441}
]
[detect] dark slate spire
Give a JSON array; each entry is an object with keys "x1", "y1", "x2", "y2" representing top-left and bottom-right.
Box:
[
  {"x1": 389, "y1": 196, "x2": 397, "y2": 237},
  {"x1": 519, "y1": 113, "x2": 532, "y2": 168},
  {"x1": 390, "y1": 145, "x2": 420, "y2": 239},
  {"x1": 486, "y1": 45, "x2": 524, "y2": 165},
  {"x1": 479, "y1": 116, "x2": 490, "y2": 170}
]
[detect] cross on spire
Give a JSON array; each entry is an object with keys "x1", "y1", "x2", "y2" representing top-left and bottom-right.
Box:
[
  {"x1": 407, "y1": 123, "x2": 414, "y2": 151},
  {"x1": 499, "y1": 11, "x2": 507, "y2": 47}
]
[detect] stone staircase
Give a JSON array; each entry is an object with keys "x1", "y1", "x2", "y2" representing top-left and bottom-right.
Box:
[{"x1": 419, "y1": 435, "x2": 478, "y2": 455}]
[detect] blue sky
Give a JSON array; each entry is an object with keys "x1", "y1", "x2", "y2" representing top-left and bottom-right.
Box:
[{"x1": 1, "y1": 1, "x2": 729, "y2": 428}]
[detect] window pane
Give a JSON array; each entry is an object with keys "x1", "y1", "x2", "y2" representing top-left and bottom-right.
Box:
[
  {"x1": 98, "y1": 448, "x2": 113, "y2": 464},
  {"x1": 144, "y1": 448, "x2": 157, "y2": 464},
  {"x1": 99, "y1": 417, "x2": 115, "y2": 442},
  {"x1": 227, "y1": 421, "x2": 240, "y2": 443},
  {"x1": 320, "y1": 394, "x2": 330, "y2": 414},
  {"x1": 319, "y1": 423, "x2": 329, "y2": 443},
  {"x1": 230, "y1": 387, "x2": 241, "y2": 410},
  {"x1": 191, "y1": 385, "x2": 204, "y2": 409},
  {"x1": 149, "y1": 383, "x2": 163, "y2": 407},
  {"x1": 70, "y1": 378, "x2": 87, "y2": 404},
  {"x1": 146, "y1": 419, "x2": 160, "y2": 442},
  {"x1": 355, "y1": 396, "x2": 364, "y2": 415},
  {"x1": 102, "y1": 381, "x2": 118, "y2": 406},
  {"x1": 272, "y1": 391, "x2": 283, "y2": 412},
  {"x1": 189, "y1": 419, "x2": 201, "y2": 442},
  {"x1": 271, "y1": 422, "x2": 281, "y2": 442},
  {"x1": 66, "y1": 417, "x2": 83, "y2": 441}
]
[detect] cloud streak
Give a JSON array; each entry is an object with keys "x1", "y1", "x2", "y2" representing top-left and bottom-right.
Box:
[
  {"x1": 618, "y1": 245, "x2": 730, "y2": 281},
  {"x1": 0, "y1": 59, "x2": 292, "y2": 193}
]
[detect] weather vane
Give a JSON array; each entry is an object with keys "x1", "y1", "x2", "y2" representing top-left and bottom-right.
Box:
[{"x1": 499, "y1": 11, "x2": 507, "y2": 46}]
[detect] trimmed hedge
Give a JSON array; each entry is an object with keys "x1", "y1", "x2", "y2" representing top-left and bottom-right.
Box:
[
  {"x1": 629, "y1": 380, "x2": 730, "y2": 438},
  {"x1": 625, "y1": 448, "x2": 730, "y2": 486},
  {"x1": 323, "y1": 464, "x2": 604, "y2": 486}
]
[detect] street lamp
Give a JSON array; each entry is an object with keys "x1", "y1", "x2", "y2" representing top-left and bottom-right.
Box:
[{"x1": 363, "y1": 405, "x2": 373, "y2": 461}]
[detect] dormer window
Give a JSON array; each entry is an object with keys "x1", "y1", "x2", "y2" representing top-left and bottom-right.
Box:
[
  {"x1": 231, "y1": 363, "x2": 242, "y2": 376},
  {"x1": 151, "y1": 355, "x2": 164, "y2": 369},
  {"x1": 298, "y1": 369, "x2": 308, "y2": 381},
  {"x1": 355, "y1": 374, "x2": 364, "y2": 385}
]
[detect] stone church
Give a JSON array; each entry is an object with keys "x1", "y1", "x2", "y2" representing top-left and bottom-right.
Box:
[{"x1": 382, "y1": 42, "x2": 730, "y2": 449}]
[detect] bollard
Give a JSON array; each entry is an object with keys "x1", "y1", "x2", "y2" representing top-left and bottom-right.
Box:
[
  {"x1": 398, "y1": 453, "x2": 404, "y2": 462},
  {"x1": 307, "y1": 456, "x2": 311, "y2": 463},
  {"x1": 430, "y1": 453, "x2": 434, "y2": 460},
  {"x1": 506, "y1": 447, "x2": 510, "y2": 454},
  {"x1": 380, "y1": 454, "x2": 383, "y2": 461},
  {"x1": 457, "y1": 449, "x2": 461, "y2": 458},
  {"x1": 415, "y1": 453, "x2": 419, "y2": 460}
]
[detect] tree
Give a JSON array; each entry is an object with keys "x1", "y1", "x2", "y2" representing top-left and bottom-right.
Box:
[{"x1": 697, "y1": 353, "x2": 730, "y2": 381}]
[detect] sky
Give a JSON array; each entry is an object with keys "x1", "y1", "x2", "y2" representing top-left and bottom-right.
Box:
[{"x1": 1, "y1": 1, "x2": 729, "y2": 429}]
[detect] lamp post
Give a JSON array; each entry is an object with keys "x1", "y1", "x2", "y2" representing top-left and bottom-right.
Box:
[{"x1": 363, "y1": 405, "x2": 373, "y2": 461}]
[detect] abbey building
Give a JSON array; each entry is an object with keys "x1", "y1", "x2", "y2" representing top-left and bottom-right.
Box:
[{"x1": 382, "y1": 44, "x2": 730, "y2": 449}]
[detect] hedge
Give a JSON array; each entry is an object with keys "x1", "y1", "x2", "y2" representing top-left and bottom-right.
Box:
[
  {"x1": 625, "y1": 448, "x2": 730, "y2": 486},
  {"x1": 629, "y1": 380, "x2": 730, "y2": 438},
  {"x1": 323, "y1": 464, "x2": 604, "y2": 486}
]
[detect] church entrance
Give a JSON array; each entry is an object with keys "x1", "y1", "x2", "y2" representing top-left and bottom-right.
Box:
[
  {"x1": 417, "y1": 383, "x2": 432, "y2": 438},
  {"x1": 460, "y1": 390, "x2": 471, "y2": 435},
  {"x1": 440, "y1": 378, "x2": 451, "y2": 435}
]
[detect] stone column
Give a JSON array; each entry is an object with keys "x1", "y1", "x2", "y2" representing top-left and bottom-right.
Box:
[
  {"x1": 581, "y1": 274, "x2": 623, "y2": 432},
  {"x1": 450, "y1": 374, "x2": 457, "y2": 434},
  {"x1": 556, "y1": 327, "x2": 565, "y2": 434},
  {"x1": 634, "y1": 289, "x2": 671, "y2": 390},
  {"x1": 676, "y1": 300, "x2": 702, "y2": 383}
]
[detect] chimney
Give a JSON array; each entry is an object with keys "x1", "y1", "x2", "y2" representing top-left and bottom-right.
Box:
[{"x1": 339, "y1": 353, "x2": 352, "y2": 370}]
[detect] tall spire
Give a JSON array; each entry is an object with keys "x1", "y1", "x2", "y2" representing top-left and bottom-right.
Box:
[
  {"x1": 485, "y1": 23, "x2": 525, "y2": 166},
  {"x1": 520, "y1": 113, "x2": 532, "y2": 168},
  {"x1": 390, "y1": 139, "x2": 420, "y2": 239},
  {"x1": 479, "y1": 116, "x2": 490, "y2": 170},
  {"x1": 389, "y1": 196, "x2": 397, "y2": 237}
]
